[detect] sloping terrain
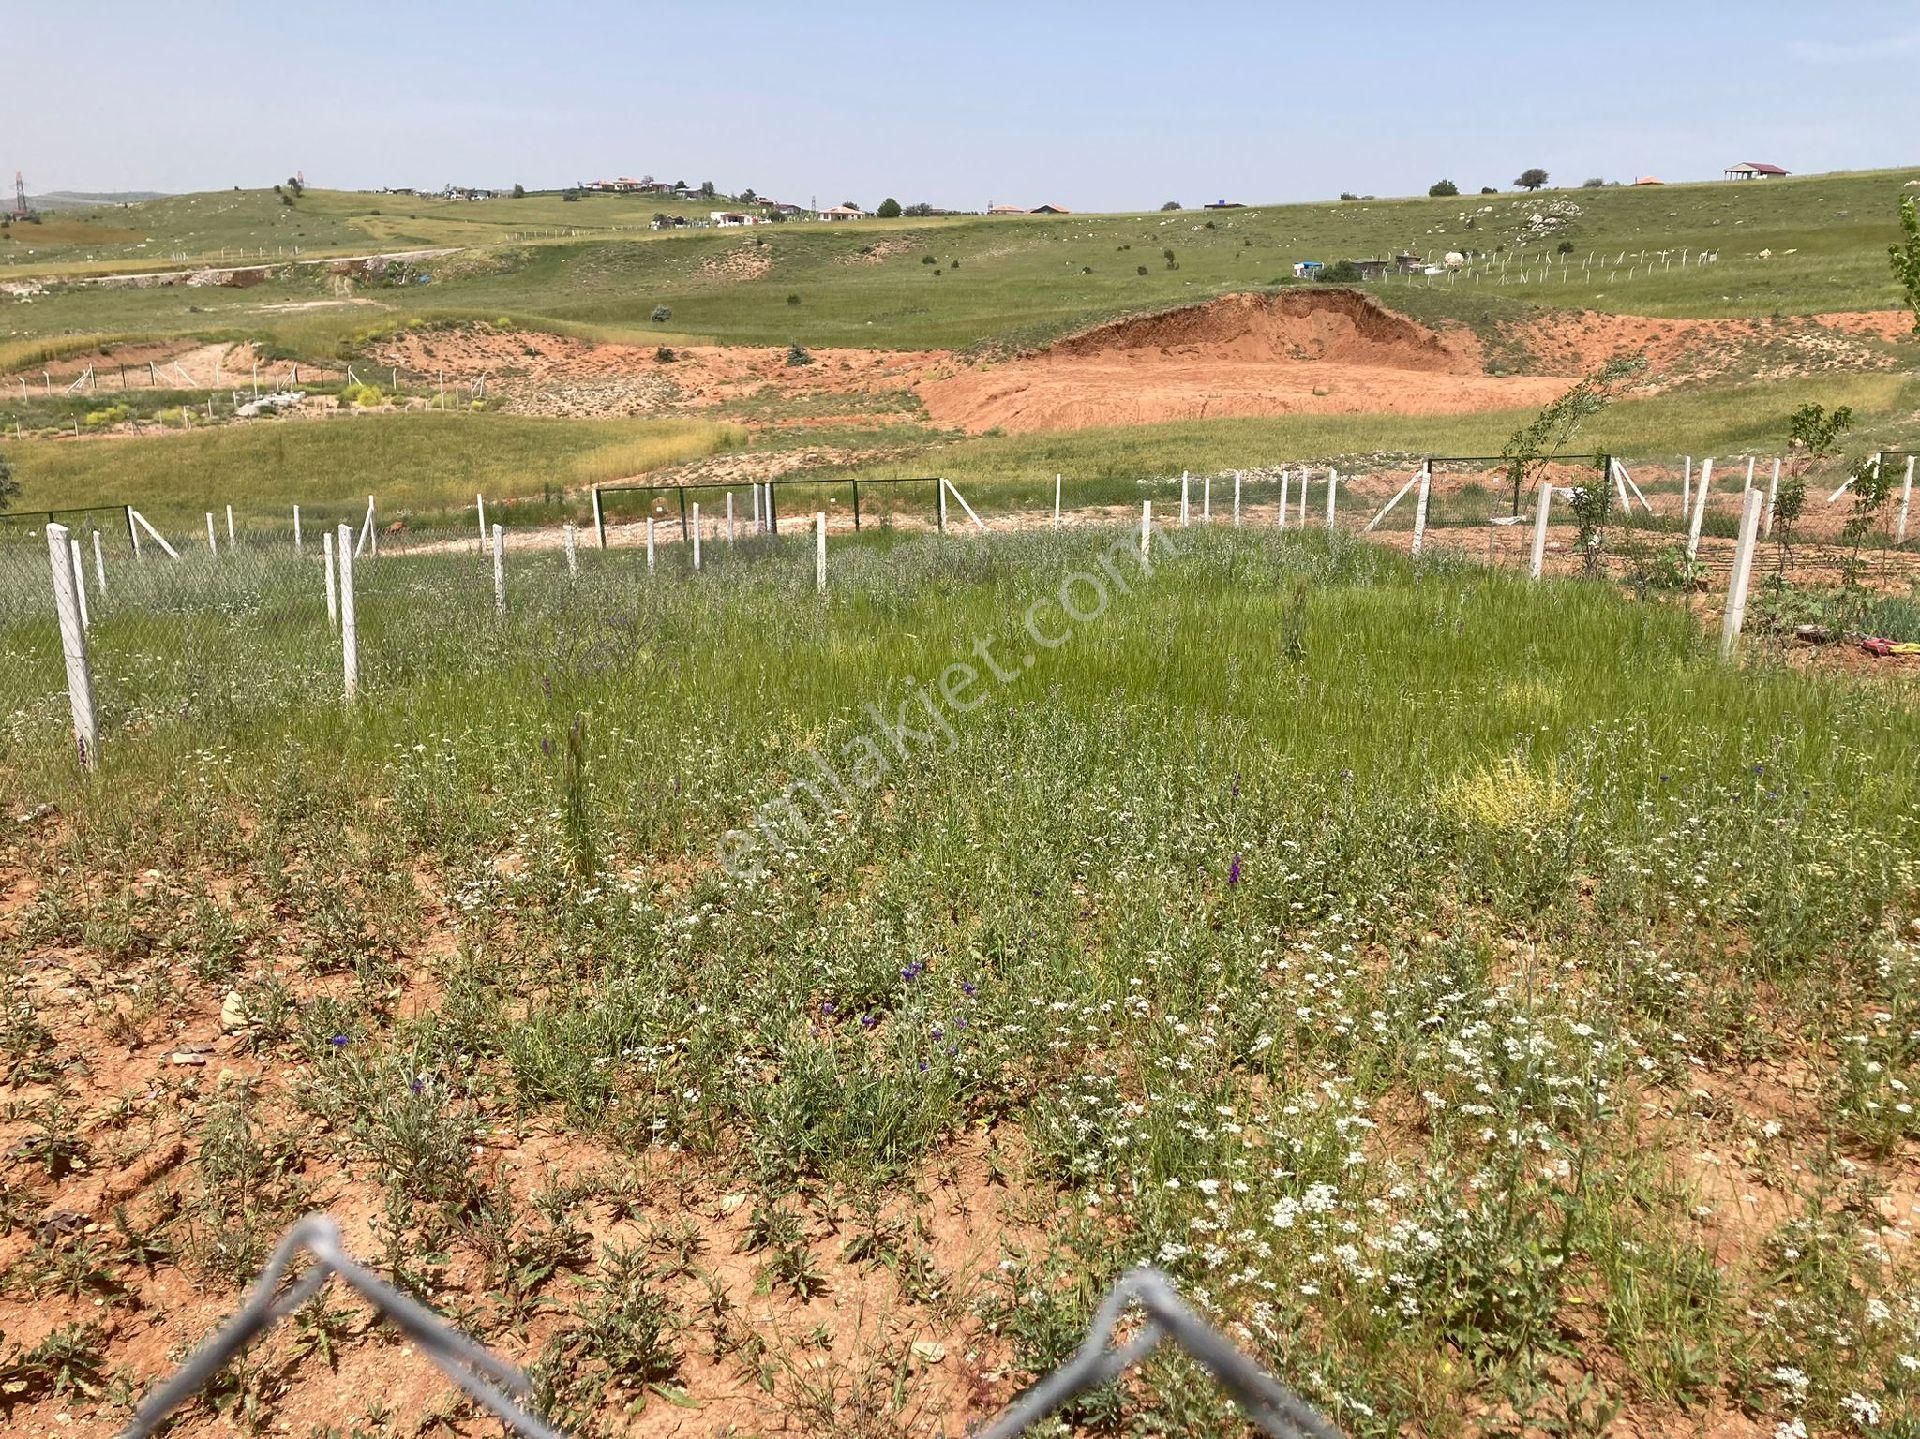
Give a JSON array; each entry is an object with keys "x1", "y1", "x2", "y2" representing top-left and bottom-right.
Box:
[{"x1": 916, "y1": 291, "x2": 1573, "y2": 433}]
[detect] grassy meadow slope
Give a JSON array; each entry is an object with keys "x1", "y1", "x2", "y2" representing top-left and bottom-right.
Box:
[{"x1": 4, "y1": 169, "x2": 1916, "y2": 362}]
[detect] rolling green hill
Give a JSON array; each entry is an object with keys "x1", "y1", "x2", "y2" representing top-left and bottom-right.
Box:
[{"x1": 3, "y1": 168, "x2": 1916, "y2": 365}]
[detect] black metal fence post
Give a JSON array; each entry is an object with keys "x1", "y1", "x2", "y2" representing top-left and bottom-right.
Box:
[{"x1": 852, "y1": 479, "x2": 862, "y2": 531}]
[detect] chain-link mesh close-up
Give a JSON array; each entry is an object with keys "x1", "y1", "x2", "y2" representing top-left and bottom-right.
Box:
[{"x1": 121, "y1": 1215, "x2": 1341, "y2": 1439}]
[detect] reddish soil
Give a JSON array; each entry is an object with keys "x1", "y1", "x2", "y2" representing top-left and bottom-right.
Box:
[
  {"x1": 915, "y1": 291, "x2": 1574, "y2": 433},
  {"x1": 367, "y1": 327, "x2": 939, "y2": 420},
  {"x1": 1516, "y1": 308, "x2": 1906, "y2": 385}
]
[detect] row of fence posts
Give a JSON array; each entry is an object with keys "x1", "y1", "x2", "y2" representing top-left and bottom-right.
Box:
[{"x1": 37, "y1": 454, "x2": 1910, "y2": 769}]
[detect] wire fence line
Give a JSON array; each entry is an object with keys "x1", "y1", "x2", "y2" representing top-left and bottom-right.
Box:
[{"x1": 119, "y1": 1213, "x2": 1342, "y2": 1439}]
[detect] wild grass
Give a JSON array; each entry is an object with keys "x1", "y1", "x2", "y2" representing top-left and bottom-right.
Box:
[
  {"x1": 1, "y1": 413, "x2": 744, "y2": 528},
  {"x1": 2, "y1": 491, "x2": 1918, "y2": 1437}
]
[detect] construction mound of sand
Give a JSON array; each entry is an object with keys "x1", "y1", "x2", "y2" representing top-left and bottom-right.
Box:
[{"x1": 915, "y1": 290, "x2": 1572, "y2": 434}]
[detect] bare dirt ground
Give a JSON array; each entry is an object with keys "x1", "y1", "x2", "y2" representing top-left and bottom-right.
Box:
[
  {"x1": 366, "y1": 327, "x2": 941, "y2": 421},
  {"x1": 919, "y1": 290, "x2": 1578, "y2": 432},
  {"x1": 1515, "y1": 308, "x2": 1908, "y2": 385},
  {"x1": 26, "y1": 340, "x2": 340, "y2": 391}
]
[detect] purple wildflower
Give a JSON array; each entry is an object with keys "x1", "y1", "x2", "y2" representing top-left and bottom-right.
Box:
[{"x1": 1228, "y1": 855, "x2": 1243, "y2": 886}]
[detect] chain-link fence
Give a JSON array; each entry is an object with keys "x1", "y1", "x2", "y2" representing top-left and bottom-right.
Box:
[
  {"x1": 120, "y1": 1214, "x2": 1341, "y2": 1439},
  {"x1": 7, "y1": 453, "x2": 1914, "y2": 773}
]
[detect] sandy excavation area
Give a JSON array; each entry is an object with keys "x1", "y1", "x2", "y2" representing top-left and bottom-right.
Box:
[{"x1": 914, "y1": 290, "x2": 1575, "y2": 432}]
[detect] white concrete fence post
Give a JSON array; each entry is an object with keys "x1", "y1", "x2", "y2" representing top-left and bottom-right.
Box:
[
  {"x1": 1233, "y1": 470, "x2": 1242, "y2": 527},
  {"x1": 45, "y1": 524, "x2": 98, "y2": 769},
  {"x1": 1530, "y1": 479, "x2": 1552, "y2": 579},
  {"x1": 1898, "y1": 456, "x2": 1915, "y2": 547},
  {"x1": 1278, "y1": 469, "x2": 1290, "y2": 529},
  {"x1": 69, "y1": 539, "x2": 90, "y2": 631},
  {"x1": 1054, "y1": 474, "x2": 1062, "y2": 529},
  {"x1": 692, "y1": 503, "x2": 702, "y2": 571},
  {"x1": 226, "y1": 504, "x2": 235, "y2": 546},
  {"x1": 1764, "y1": 458, "x2": 1781, "y2": 538},
  {"x1": 492, "y1": 524, "x2": 506, "y2": 611},
  {"x1": 646, "y1": 517, "x2": 657, "y2": 572},
  {"x1": 1686, "y1": 458, "x2": 1713, "y2": 561},
  {"x1": 1181, "y1": 471, "x2": 1191, "y2": 527},
  {"x1": 322, "y1": 530, "x2": 338, "y2": 629},
  {"x1": 563, "y1": 522, "x2": 578, "y2": 577},
  {"x1": 1298, "y1": 469, "x2": 1309, "y2": 527},
  {"x1": 815, "y1": 512, "x2": 827, "y2": 593},
  {"x1": 1325, "y1": 468, "x2": 1338, "y2": 529},
  {"x1": 335, "y1": 524, "x2": 358, "y2": 702},
  {"x1": 1681, "y1": 456, "x2": 1692, "y2": 519},
  {"x1": 476, "y1": 493, "x2": 489, "y2": 552},
  {"x1": 1410, "y1": 462, "x2": 1433, "y2": 557},
  {"x1": 1203, "y1": 473, "x2": 1212, "y2": 523},
  {"x1": 293, "y1": 504, "x2": 303, "y2": 554},
  {"x1": 205, "y1": 512, "x2": 218, "y2": 555},
  {"x1": 1720, "y1": 489, "x2": 1765, "y2": 660},
  {"x1": 1141, "y1": 500, "x2": 1152, "y2": 559}
]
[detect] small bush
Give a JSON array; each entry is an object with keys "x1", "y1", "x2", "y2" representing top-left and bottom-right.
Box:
[
  {"x1": 650, "y1": 305, "x2": 672, "y2": 323},
  {"x1": 786, "y1": 343, "x2": 812, "y2": 367},
  {"x1": 1160, "y1": 200, "x2": 1181, "y2": 211},
  {"x1": 1339, "y1": 191, "x2": 1359, "y2": 201},
  {"x1": 338, "y1": 383, "x2": 385, "y2": 408},
  {"x1": 786, "y1": 292, "x2": 800, "y2": 305},
  {"x1": 1137, "y1": 265, "x2": 1149, "y2": 276},
  {"x1": 83, "y1": 405, "x2": 132, "y2": 428},
  {"x1": 654, "y1": 347, "x2": 676, "y2": 363},
  {"x1": 1429, "y1": 179, "x2": 1459, "y2": 197},
  {"x1": 921, "y1": 254, "x2": 937, "y2": 264}
]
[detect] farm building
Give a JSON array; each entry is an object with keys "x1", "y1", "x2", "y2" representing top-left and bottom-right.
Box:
[
  {"x1": 1203, "y1": 200, "x2": 1245, "y2": 210},
  {"x1": 710, "y1": 211, "x2": 766, "y2": 227},
  {"x1": 1634, "y1": 176, "x2": 1665, "y2": 186},
  {"x1": 1292, "y1": 261, "x2": 1324, "y2": 278},
  {"x1": 987, "y1": 203, "x2": 1028, "y2": 216},
  {"x1": 817, "y1": 204, "x2": 865, "y2": 221},
  {"x1": 1350, "y1": 259, "x2": 1390, "y2": 281},
  {"x1": 1029, "y1": 204, "x2": 1071, "y2": 215},
  {"x1": 1724, "y1": 162, "x2": 1789, "y2": 181},
  {"x1": 1394, "y1": 251, "x2": 1424, "y2": 275}
]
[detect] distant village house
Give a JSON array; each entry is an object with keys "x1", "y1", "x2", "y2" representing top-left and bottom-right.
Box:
[{"x1": 1724, "y1": 162, "x2": 1789, "y2": 181}]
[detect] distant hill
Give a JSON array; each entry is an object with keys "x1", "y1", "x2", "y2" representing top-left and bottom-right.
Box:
[{"x1": 28, "y1": 191, "x2": 169, "y2": 210}]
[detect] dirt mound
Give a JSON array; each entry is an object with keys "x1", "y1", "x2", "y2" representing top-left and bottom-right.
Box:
[
  {"x1": 916, "y1": 291, "x2": 1568, "y2": 434},
  {"x1": 1050, "y1": 289, "x2": 1480, "y2": 373}
]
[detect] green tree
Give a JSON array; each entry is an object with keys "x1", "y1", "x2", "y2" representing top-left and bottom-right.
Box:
[
  {"x1": 511, "y1": 183, "x2": 526, "y2": 199},
  {"x1": 1515, "y1": 168, "x2": 1549, "y2": 191},
  {"x1": 1316, "y1": 259, "x2": 1361, "y2": 283},
  {"x1": 1429, "y1": 179, "x2": 1459, "y2": 197},
  {"x1": 1891, "y1": 195, "x2": 1920, "y2": 338},
  {"x1": 875, "y1": 197, "x2": 902, "y2": 218},
  {"x1": 1776, "y1": 403, "x2": 1853, "y2": 570},
  {"x1": 1500, "y1": 353, "x2": 1647, "y2": 519},
  {"x1": 1160, "y1": 200, "x2": 1182, "y2": 211},
  {"x1": 699, "y1": 180, "x2": 716, "y2": 199}
]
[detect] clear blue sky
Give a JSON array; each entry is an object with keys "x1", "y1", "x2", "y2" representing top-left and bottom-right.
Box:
[{"x1": 14, "y1": 0, "x2": 1920, "y2": 210}]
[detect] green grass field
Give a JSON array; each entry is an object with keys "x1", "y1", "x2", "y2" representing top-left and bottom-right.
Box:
[
  {"x1": 0, "y1": 527, "x2": 1916, "y2": 1436},
  {"x1": 5, "y1": 168, "x2": 1916, "y2": 364},
  {"x1": 0, "y1": 414, "x2": 743, "y2": 531}
]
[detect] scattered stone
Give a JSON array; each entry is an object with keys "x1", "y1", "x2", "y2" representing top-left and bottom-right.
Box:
[{"x1": 912, "y1": 1341, "x2": 948, "y2": 1364}]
